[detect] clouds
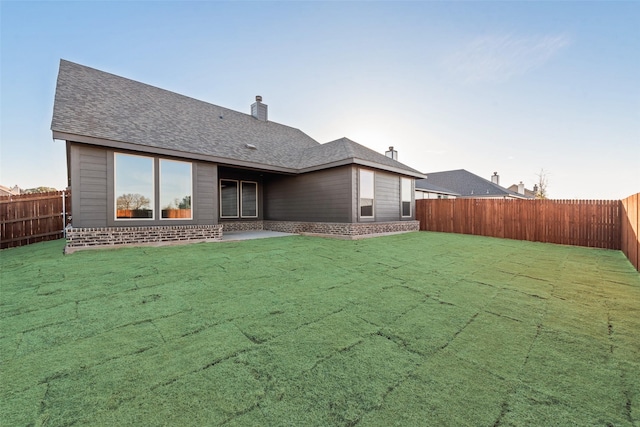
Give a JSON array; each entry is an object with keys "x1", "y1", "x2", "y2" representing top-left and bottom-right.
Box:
[{"x1": 444, "y1": 33, "x2": 572, "y2": 83}]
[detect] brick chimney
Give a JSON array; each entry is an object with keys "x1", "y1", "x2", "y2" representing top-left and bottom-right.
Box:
[
  {"x1": 491, "y1": 172, "x2": 499, "y2": 185},
  {"x1": 251, "y1": 95, "x2": 267, "y2": 121}
]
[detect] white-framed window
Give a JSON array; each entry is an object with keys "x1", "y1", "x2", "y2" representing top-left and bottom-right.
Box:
[
  {"x1": 160, "y1": 159, "x2": 192, "y2": 220},
  {"x1": 220, "y1": 179, "x2": 258, "y2": 218},
  {"x1": 241, "y1": 181, "x2": 258, "y2": 218},
  {"x1": 115, "y1": 153, "x2": 154, "y2": 220},
  {"x1": 220, "y1": 180, "x2": 239, "y2": 218},
  {"x1": 359, "y1": 169, "x2": 375, "y2": 218},
  {"x1": 401, "y1": 177, "x2": 412, "y2": 217}
]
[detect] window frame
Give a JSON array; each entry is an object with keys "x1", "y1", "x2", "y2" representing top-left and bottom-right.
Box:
[
  {"x1": 240, "y1": 181, "x2": 259, "y2": 218},
  {"x1": 219, "y1": 179, "x2": 259, "y2": 219},
  {"x1": 358, "y1": 169, "x2": 375, "y2": 219},
  {"x1": 401, "y1": 177, "x2": 412, "y2": 218},
  {"x1": 159, "y1": 159, "x2": 193, "y2": 221},
  {"x1": 114, "y1": 153, "x2": 155, "y2": 221},
  {"x1": 220, "y1": 179, "x2": 240, "y2": 218}
]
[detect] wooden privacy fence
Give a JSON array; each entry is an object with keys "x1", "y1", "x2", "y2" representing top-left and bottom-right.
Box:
[
  {"x1": 416, "y1": 198, "x2": 623, "y2": 249},
  {"x1": 621, "y1": 193, "x2": 639, "y2": 271},
  {"x1": 416, "y1": 195, "x2": 640, "y2": 271},
  {"x1": 0, "y1": 191, "x2": 71, "y2": 249}
]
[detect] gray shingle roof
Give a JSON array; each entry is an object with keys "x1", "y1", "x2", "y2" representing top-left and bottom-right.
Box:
[
  {"x1": 414, "y1": 181, "x2": 461, "y2": 196},
  {"x1": 52, "y1": 60, "x2": 423, "y2": 177},
  {"x1": 296, "y1": 137, "x2": 423, "y2": 175},
  {"x1": 416, "y1": 169, "x2": 532, "y2": 198}
]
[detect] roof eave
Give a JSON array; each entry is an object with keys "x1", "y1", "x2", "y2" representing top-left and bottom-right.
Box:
[
  {"x1": 415, "y1": 188, "x2": 460, "y2": 196},
  {"x1": 53, "y1": 131, "x2": 427, "y2": 178},
  {"x1": 298, "y1": 157, "x2": 426, "y2": 178},
  {"x1": 53, "y1": 131, "x2": 299, "y2": 174}
]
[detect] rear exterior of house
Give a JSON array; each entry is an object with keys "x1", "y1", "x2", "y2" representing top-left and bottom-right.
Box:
[{"x1": 54, "y1": 60, "x2": 423, "y2": 251}]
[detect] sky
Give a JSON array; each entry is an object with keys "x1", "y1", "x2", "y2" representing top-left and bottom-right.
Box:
[{"x1": 1, "y1": 1, "x2": 638, "y2": 199}]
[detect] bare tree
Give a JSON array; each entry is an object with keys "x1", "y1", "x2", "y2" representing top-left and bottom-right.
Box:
[
  {"x1": 117, "y1": 193, "x2": 150, "y2": 210},
  {"x1": 535, "y1": 169, "x2": 549, "y2": 199},
  {"x1": 24, "y1": 186, "x2": 58, "y2": 194}
]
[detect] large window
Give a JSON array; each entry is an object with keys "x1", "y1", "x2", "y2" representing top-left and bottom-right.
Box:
[
  {"x1": 359, "y1": 169, "x2": 374, "y2": 218},
  {"x1": 220, "y1": 180, "x2": 258, "y2": 218},
  {"x1": 401, "y1": 177, "x2": 412, "y2": 217},
  {"x1": 115, "y1": 153, "x2": 154, "y2": 219},
  {"x1": 160, "y1": 159, "x2": 192, "y2": 219}
]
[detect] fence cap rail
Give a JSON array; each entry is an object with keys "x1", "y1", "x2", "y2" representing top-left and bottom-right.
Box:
[{"x1": 0, "y1": 190, "x2": 69, "y2": 203}]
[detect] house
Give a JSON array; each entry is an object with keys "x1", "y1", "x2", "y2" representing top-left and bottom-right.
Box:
[
  {"x1": 507, "y1": 182, "x2": 538, "y2": 198},
  {"x1": 414, "y1": 181, "x2": 459, "y2": 199},
  {"x1": 0, "y1": 185, "x2": 21, "y2": 196},
  {"x1": 416, "y1": 170, "x2": 533, "y2": 199},
  {"x1": 51, "y1": 60, "x2": 425, "y2": 251}
]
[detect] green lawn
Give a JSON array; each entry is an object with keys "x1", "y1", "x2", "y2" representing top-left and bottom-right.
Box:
[{"x1": 1, "y1": 232, "x2": 639, "y2": 426}]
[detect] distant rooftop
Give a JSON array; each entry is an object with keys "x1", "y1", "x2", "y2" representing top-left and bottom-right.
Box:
[{"x1": 416, "y1": 169, "x2": 532, "y2": 199}]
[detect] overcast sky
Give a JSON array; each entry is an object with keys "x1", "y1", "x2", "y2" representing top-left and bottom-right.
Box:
[{"x1": 1, "y1": 1, "x2": 638, "y2": 199}]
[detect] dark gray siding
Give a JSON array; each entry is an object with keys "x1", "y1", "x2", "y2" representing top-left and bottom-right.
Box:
[
  {"x1": 70, "y1": 144, "x2": 108, "y2": 227},
  {"x1": 349, "y1": 167, "x2": 358, "y2": 222},
  {"x1": 265, "y1": 166, "x2": 352, "y2": 222},
  {"x1": 70, "y1": 144, "x2": 220, "y2": 227},
  {"x1": 195, "y1": 163, "x2": 217, "y2": 225},
  {"x1": 374, "y1": 171, "x2": 401, "y2": 221}
]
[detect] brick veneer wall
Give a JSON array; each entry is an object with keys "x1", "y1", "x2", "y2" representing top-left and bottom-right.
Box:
[
  {"x1": 263, "y1": 220, "x2": 420, "y2": 236},
  {"x1": 221, "y1": 221, "x2": 264, "y2": 232},
  {"x1": 65, "y1": 225, "x2": 223, "y2": 253},
  {"x1": 63, "y1": 221, "x2": 419, "y2": 252}
]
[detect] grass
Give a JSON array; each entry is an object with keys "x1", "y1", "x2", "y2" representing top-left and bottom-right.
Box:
[{"x1": 1, "y1": 231, "x2": 639, "y2": 426}]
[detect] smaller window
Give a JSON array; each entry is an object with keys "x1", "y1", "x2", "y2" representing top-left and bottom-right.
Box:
[
  {"x1": 220, "y1": 180, "x2": 239, "y2": 218},
  {"x1": 241, "y1": 181, "x2": 258, "y2": 217},
  {"x1": 359, "y1": 169, "x2": 375, "y2": 218},
  {"x1": 401, "y1": 177, "x2": 411, "y2": 217}
]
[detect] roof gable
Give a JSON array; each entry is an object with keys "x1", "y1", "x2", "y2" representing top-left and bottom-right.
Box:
[{"x1": 297, "y1": 138, "x2": 423, "y2": 175}]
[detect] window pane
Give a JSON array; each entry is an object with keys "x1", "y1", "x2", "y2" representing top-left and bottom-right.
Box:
[
  {"x1": 220, "y1": 180, "x2": 238, "y2": 217},
  {"x1": 361, "y1": 199, "x2": 374, "y2": 217},
  {"x1": 401, "y1": 178, "x2": 411, "y2": 217},
  {"x1": 115, "y1": 153, "x2": 154, "y2": 219},
  {"x1": 160, "y1": 160, "x2": 192, "y2": 219},
  {"x1": 402, "y1": 201, "x2": 411, "y2": 217},
  {"x1": 360, "y1": 170, "x2": 374, "y2": 199},
  {"x1": 241, "y1": 182, "x2": 257, "y2": 217},
  {"x1": 359, "y1": 170, "x2": 375, "y2": 217}
]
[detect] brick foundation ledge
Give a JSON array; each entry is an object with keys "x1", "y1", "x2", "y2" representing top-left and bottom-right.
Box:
[
  {"x1": 64, "y1": 225, "x2": 223, "y2": 254},
  {"x1": 263, "y1": 220, "x2": 419, "y2": 238},
  {"x1": 220, "y1": 221, "x2": 264, "y2": 232}
]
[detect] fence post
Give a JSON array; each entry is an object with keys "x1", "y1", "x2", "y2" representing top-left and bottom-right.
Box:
[{"x1": 62, "y1": 191, "x2": 67, "y2": 238}]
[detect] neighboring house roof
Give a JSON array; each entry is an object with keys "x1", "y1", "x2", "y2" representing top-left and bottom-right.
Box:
[
  {"x1": 51, "y1": 60, "x2": 424, "y2": 178},
  {"x1": 417, "y1": 169, "x2": 533, "y2": 199},
  {"x1": 414, "y1": 180, "x2": 460, "y2": 197},
  {"x1": 507, "y1": 184, "x2": 537, "y2": 198},
  {"x1": 0, "y1": 185, "x2": 20, "y2": 196}
]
